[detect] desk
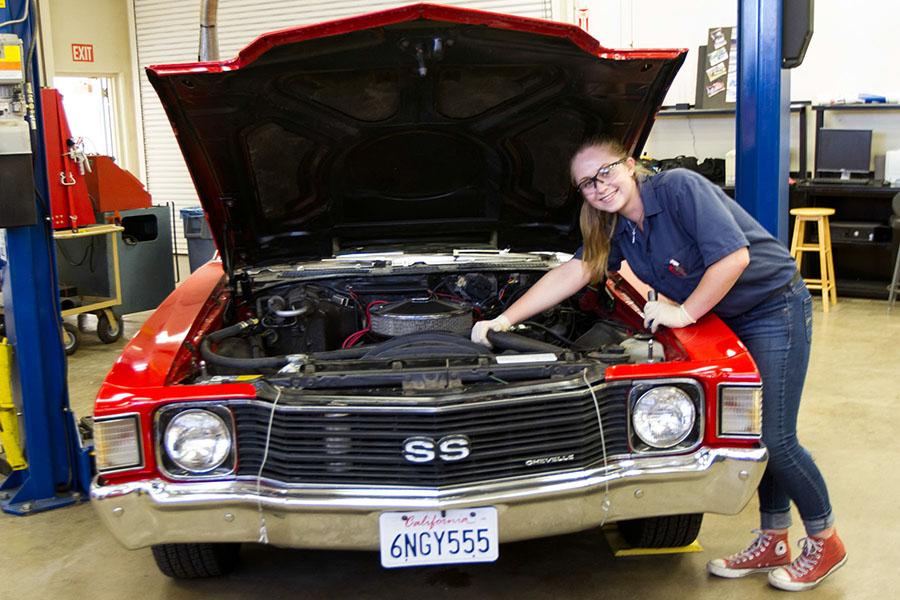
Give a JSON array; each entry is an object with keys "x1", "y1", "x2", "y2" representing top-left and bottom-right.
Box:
[
  {"x1": 791, "y1": 183, "x2": 899, "y2": 298},
  {"x1": 811, "y1": 103, "x2": 900, "y2": 179}
]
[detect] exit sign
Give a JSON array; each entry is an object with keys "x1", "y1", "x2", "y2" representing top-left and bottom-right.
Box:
[{"x1": 71, "y1": 44, "x2": 94, "y2": 63}]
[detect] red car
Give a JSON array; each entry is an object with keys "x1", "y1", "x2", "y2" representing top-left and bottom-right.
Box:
[{"x1": 90, "y1": 4, "x2": 766, "y2": 578}]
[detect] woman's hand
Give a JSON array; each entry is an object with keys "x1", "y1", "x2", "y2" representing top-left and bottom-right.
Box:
[
  {"x1": 643, "y1": 301, "x2": 696, "y2": 333},
  {"x1": 471, "y1": 315, "x2": 512, "y2": 346},
  {"x1": 471, "y1": 257, "x2": 591, "y2": 347}
]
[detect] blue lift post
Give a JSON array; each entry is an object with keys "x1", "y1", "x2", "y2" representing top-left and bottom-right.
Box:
[
  {"x1": 0, "y1": 0, "x2": 93, "y2": 514},
  {"x1": 736, "y1": 0, "x2": 792, "y2": 244}
]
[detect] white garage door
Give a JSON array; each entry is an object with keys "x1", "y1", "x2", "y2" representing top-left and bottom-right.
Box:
[{"x1": 132, "y1": 0, "x2": 555, "y2": 251}]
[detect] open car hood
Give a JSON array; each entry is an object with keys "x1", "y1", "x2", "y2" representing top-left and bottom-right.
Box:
[{"x1": 147, "y1": 3, "x2": 686, "y2": 272}]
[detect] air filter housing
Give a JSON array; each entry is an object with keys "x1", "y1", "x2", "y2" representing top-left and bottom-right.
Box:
[{"x1": 369, "y1": 298, "x2": 472, "y2": 337}]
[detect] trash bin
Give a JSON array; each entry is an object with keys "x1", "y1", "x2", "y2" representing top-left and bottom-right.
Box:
[{"x1": 180, "y1": 207, "x2": 216, "y2": 273}]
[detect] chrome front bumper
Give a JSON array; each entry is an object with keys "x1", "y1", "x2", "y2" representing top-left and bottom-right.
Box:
[{"x1": 91, "y1": 446, "x2": 767, "y2": 550}]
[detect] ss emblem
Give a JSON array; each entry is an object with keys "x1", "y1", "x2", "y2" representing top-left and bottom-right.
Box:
[{"x1": 402, "y1": 435, "x2": 471, "y2": 463}]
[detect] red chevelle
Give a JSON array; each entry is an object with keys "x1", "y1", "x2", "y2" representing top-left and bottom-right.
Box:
[{"x1": 90, "y1": 4, "x2": 766, "y2": 578}]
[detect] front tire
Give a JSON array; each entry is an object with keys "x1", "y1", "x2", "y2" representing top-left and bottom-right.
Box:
[
  {"x1": 151, "y1": 543, "x2": 241, "y2": 579},
  {"x1": 617, "y1": 514, "x2": 703, "y2": 548}
]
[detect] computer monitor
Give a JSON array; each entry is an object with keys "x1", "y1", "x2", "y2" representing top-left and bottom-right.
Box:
[{"x1": 815, "y1": 128, "x2": 872, "y2": 178}]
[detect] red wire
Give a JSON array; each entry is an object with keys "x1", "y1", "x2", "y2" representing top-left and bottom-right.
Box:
[{"x1": 341, "y1": 299, "x2": 389, "y2": 348}]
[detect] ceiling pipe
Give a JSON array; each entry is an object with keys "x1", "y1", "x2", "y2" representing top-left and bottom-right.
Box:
[{"x1": 199, "y1": 0, "x2": 219, "y2": 61}]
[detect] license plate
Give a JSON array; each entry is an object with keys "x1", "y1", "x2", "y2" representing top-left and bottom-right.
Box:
[{"x1": 379, "y1": 507, "x2": 499, "y2": 568}]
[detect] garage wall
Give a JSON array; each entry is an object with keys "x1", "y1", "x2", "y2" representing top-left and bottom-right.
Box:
[
  {"x1": 38, "y1": 0, "x2": 141, "y2": 177},
  {"x1": 581, "y1": 0, "x2": 900, "y2": 168},
  {"x1": 131, "y1": 0, "x2": 557, "y2": 248}
]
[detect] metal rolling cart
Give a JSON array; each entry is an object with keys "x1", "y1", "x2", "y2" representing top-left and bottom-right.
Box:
[{"x1": 54, "y1": 223, "x2": 125, "y2": 354}]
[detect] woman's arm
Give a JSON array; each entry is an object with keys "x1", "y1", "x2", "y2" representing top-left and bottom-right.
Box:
[
  {"x1": 502, "y1": 258, "x2": 593, "y2": 325},
  {"x1": 643, "y1": 247, "x2": 749, "y2": 331},
  {"x1": 681, "y1": 247, "x2": 750, "y2": 321}
]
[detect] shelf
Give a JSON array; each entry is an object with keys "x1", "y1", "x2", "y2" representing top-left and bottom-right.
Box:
[
  {"x1": 835, "y1": 279, "x2": 891, "y2": 300},
  {"x1": 60, "y1": 296, "x2": 119, "y2": 318},
  {"x1": 791, "y1": 180, "x2": 898, "y2": 299},
  {"x1": 658, "y1": 103, "x2": 809, "y2": 117},
  {"x1": 53, "y1": 223, "x2": 124, "y2": 240},
  {"x1": 657, "y1": 103, "x2": 812, "y2": 178},
  {"x1": 813, "y1": 103, "x2": 900, "y2": 112},
  {"x1": 793, "y1": 183, "x2": 900, "y2": 197},
  {"x1": 658, "y1": 107, "x2": 737, "y2": 117},
  {"x1": 830, "y1": 240, "x2": 893, "y2": 249}
]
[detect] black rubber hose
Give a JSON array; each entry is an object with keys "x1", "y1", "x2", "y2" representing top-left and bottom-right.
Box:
[
  {"x1": 521, "y1": 320, "x2": 576, "y2": 346},
  {"x1": 486, "y1": 330, "x2": 564, "y2": 353},
  {"x1": 200, "y1": 319, "x2": 290, "y2": 370},
  {"x1": 291, "y1": 330, "x2": 559, "y2": 361},
  {"x1": 360, "y1": 331, "x2": 487, "y2": 359},
  {"x1": 200, "y1": 325, "x2": 560, "y2": 372},
  {"x1": 313, "y1": 331, "x2": 485, "y2": 360}
]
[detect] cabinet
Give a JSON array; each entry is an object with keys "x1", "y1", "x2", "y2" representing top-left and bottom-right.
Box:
[
  {"x1": 790, "y1": 183, "x2": 900, "y2": 299},
  {"x1": 776, "y1": 105, "x2": 900, "y2": 300}
]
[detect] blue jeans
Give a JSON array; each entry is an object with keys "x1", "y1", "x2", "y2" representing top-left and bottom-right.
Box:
[{"x1": 722, "y1": 278, "x2": 835, "y2": 536}]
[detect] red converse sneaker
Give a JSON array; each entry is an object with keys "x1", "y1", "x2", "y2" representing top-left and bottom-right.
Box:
[
  {"x1": 768, "y1": 531, "x2": 847, "y2": 591},
  {"x1": 707, "y1": 530, "x2": 791, "y2": 578}
]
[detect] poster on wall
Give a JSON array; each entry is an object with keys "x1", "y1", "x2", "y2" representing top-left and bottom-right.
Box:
[{"x1": 695, "y1": 26, "x2": 737, "y2": 109}]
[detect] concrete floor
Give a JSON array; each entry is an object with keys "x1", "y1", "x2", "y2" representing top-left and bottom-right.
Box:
[{"x1": 2, "y1": 296, "x2": 898, "y2": 599}]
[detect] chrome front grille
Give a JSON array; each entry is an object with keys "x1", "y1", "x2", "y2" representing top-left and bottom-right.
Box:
[{"x1": 232, "y1": 381, "x2": 630, "y2": 486}]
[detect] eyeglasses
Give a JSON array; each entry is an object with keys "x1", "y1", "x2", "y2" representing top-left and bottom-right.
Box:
[{"x1": 575, "y1": 158, "x2": 626, "y2": 195}]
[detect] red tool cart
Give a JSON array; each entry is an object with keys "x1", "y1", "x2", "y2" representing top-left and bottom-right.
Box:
[{"x1": 41, "y1": 88, "x2": 123, "y2": 354}]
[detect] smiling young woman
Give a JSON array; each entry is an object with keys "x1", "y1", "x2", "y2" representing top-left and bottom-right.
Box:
[
  {"x1": 472, "y1": 134, "x2": 847, "y2": 592},
  {"x1": 571, "y1": 137, "x2": 650, "y2": 285}
]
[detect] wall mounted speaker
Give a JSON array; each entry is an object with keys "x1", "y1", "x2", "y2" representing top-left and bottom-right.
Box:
[{"x1": 782, "y1": 0, "x2": 814, "y2": 69}]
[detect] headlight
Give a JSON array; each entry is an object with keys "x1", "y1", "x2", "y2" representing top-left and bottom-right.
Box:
[
  {"x1": 163, "y1": 409, "x2": 232, "y2": 473},
  {"x1": 94, "y1": 415, "x2": 143, "y2": 472},
  {"x1": 718, "y1": 385, "x2": 762, "y2": 437},
  {"x1": 632, "y1": 386, "x2": 696, "y2": 448}
]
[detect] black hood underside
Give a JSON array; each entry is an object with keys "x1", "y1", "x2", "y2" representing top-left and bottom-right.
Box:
[{"x1": 148, "y1": 5, "x2": 685, "y2": 271}]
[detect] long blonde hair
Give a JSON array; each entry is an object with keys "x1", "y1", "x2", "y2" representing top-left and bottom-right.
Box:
[{"x1": 573, "y1": 135, "x2": 649, "y2": 283}]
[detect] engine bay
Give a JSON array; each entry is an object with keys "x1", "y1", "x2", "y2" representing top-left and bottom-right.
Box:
[{"x1": 192, "y1": 267, "x2": 669, "y2": 388}]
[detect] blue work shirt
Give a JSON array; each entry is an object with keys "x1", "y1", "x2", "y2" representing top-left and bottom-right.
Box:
[{"x1": 576, "y1": 169, "x2": 796, "y2": 318}]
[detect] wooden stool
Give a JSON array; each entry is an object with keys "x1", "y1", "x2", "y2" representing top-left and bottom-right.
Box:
[{"x1": 789, "y1": 208, "x2": 837, "y2": 312}]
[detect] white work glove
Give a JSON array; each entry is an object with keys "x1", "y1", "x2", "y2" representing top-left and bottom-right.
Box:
[
  {"x1": 471, "y1": 315, "x2": 512, "y2": 346},
  {"x1": 643, "y1": 301, "x2": 696, "y2": 333}
]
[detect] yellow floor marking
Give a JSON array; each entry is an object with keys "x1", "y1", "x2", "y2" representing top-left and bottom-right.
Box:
[{"x1": 602, "y1": 525, "x2": 704, "y2": 557}]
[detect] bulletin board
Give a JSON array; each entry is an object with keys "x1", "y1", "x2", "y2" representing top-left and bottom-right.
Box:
[{"x1": 695, "y1": 26, "x2": 738, "y2": 109}]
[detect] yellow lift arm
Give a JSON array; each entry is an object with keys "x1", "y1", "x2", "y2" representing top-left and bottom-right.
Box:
[{"x1": 0, "y1": 338, "x2": 27, "y2": 471}]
